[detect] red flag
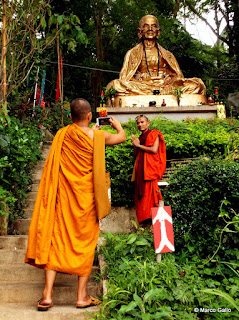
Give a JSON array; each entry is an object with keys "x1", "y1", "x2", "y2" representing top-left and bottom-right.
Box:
[
  {"x1": 151, "y1": 206, "x2": 175, "y2": 253},
  {"x1": 55, "y1": 57, "x2": 63, "y2": 103}
]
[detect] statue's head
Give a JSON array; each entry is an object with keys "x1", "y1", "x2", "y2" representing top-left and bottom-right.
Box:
[{"x1": 137, "y1": 15, "x2": 161, "y2": 40}]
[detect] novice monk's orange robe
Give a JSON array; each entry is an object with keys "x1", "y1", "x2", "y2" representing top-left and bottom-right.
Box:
[
  {"x1": 25, "y1": 123, "x2": 100, "y2": 276},
  {"x1": 132, "y1": 129, "x2": 166, "y2": 224}
]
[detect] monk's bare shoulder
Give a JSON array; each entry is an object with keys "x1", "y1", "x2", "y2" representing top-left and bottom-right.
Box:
[{"x1": 80, "y1": 127, "x2": 94, "y2": 141}]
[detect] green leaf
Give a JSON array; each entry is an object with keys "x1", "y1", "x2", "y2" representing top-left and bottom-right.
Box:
[
  {"x1": 135, "y1": 238, "x2": 150, "y2": 246},
  {"x1": 41, "y1": 17, "x2": 46, "y2": 29},
  {"x1": 201, "y1": 289, "x2": 239, "y2": 311},
  {"x1": 127, "y1": 234, "x2": 137, "y2": 244},
  {"x1": 133, "y1": 293, "x2": 144, "y2": 312},
  {"x1": 119, "y1": 301, "x2": 138, "y2": 314},
  {"x1": 142, "y1": 314, "x2": 151, "y2": 320},
  {"x1": 144, "y1": 288, "x2": 166, "y2": 301},
  {"x1": 57, "y1": 15, "x2": 63, "y2": 24}
]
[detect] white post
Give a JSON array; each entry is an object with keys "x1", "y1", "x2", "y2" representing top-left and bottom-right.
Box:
[{"x1": 156, "y1": 200, "x2": 164, "y2": 263}]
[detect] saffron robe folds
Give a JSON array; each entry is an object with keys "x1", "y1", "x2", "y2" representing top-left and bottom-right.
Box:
[
  {"x1": 25, "y1": 123, "x2": 100, "y2": 276},
  {"x1": 132, "y1": 129, "x2": 166, "y2": 224}
]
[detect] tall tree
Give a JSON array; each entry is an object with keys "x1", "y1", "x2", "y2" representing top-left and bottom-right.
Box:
[
  {"x1": 47, "y1": 0, "x2": 219, "y2": 107},
  {"x1": 178, "y1": 0, "x2": 239, "y2": 68},
  {"x1": 0, "y1": 0, "x2": 87, "y2": 104}
]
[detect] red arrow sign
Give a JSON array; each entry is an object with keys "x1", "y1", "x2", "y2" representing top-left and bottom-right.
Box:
[{"x1": 151, "y1": 206, "x2": 175, "y2": 253}]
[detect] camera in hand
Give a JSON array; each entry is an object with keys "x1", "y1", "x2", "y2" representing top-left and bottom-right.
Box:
[{"x1": 97, "y1": 117, "x2": 111, "y2": 126}]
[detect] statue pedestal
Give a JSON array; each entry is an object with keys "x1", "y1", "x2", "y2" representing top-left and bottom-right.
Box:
[
  {"x1": 97, "y1": 94, "x2": 220, "y2": 122},
  {"x1": 97, "y1": 104, "x2": 219, "y2": 123},
  {"x1": 112, "y1": 94, "x2": 207, "y2": 108}
]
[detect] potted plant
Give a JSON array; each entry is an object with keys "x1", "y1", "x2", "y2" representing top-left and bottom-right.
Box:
[
  {"x1": 104, "y1": 87, "x2": 117, "y2": 107},
  {"x1": 172, "y1": 86, "x2": 183, "y2": 106}
]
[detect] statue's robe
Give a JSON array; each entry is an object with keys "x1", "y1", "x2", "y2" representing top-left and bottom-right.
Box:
[
  {"x1": 25, "y1": 124, "x2": 101, "y2": 276},
  {"x1": 108, "y1": 42, "x2": 206, "y2": 95},
  {"x1": 132, "y1": 129, "x2": 166, "y2": 224}
]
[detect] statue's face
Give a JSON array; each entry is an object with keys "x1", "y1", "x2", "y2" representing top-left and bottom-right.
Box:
[{"x1": 138, "y1": 16, "x2": 160, "y2": 40}]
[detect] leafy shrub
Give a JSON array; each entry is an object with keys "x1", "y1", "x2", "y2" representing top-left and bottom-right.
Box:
[
  {"x1": 124, "y1": 117, "x2": 239, "y2": 159},
  {"x1": 106, "y1": 136, "x2": 135, "y2": 207},
  {"x1": 0, "y1": 186, "x2": 16, "y2": 217},
  {"x1": 95, "y1": 229, "x2": 239, "y2": 319},
  {"x1": 0, "y1": 113, "x2": 42, "y2": 226},
  {"x1": 38, "y1": 102, "x2": 72, "y2": 134},
  {"x1": 163, "y1": 158, "x2": 239, "y2": 256},
  {"x1": 105, "y1": 118, "x2": 239, "y2": 207}
]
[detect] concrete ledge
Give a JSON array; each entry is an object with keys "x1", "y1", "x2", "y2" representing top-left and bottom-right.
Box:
[
  {"x1": 100, "y1": 207, "x2": 137, "y2": 234},
  {"x1": 113, "y1": 94, "x2": 207, "y2": 108},
  {"x1": 97, "y1": 105, "x2": 218, "y2": 122}
]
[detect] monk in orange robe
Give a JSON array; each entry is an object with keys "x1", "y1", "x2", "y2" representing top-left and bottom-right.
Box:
[
  {"x1": 131, "y1": 115, "x2": 166, "y2": 224},
  {"x1": 25, "y1": 98, "x2": 126, "y2": 310}
]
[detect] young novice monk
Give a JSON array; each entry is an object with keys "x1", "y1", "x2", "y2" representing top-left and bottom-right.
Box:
[{"x1": 131, "y1": 115, "x2": 166, "y2": 225}]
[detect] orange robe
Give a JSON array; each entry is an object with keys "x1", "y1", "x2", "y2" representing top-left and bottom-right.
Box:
[
  {"x1": 132, "y1": 129, "x2": 166, "y2": 224},
  {"x1": 25, "y1": 123, "x2": 99, "y2": 276}
]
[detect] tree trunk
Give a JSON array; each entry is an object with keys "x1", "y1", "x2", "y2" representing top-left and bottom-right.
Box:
[
  {"x1": 232, "y1": 0, "x2": 239, "y2": 72},
  {"x1": 92, "y1": 4, "x2": 104, "y2": 111}
]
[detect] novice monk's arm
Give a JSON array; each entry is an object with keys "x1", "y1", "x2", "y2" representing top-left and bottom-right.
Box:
[
  {"x1": 104, "y1": 116, "x2": 126, "y2": 145},
  {"x1": 132, "y1": 135, "x2": 159, "y2": 154}
]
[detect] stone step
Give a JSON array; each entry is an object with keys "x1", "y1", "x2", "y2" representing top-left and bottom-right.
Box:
[
  {"x1": 0, "y1": 249, "x2": 26, "y2": 264},
  {"x1": 42, "y1": 147, "x2": 51, "y2": 160},
  {"x1": 0, "y1": 281, "x2": 102, "y2": 305},
  {"x1": 28, "y1": 192, "x2": 38, "y2": 202},
  {"x1": 32, "y1": 178, "x2": 41, "y2": 184},
  {"x1": 26, "y1": 199, "x2": 36, "y2": 210},
  {"x1": 45, "y1": 140, "x2": 54, "y2": 145},
  {"x1": 32, "y1": 183, "x2": 40, "y2": 192},
  {"x1": 32, "y1": 171, "x2": 43, "y2": 181},
  {"x1": 24, "y1": 208, "x2": 33, "y2": 218},
  {"x1": 12, "y1": 218, "x2": 31, "y2": 235},
  {"x1": 0, "y1": 303, "x2": 100, "y2": 320},
  {"x1": 0, "y1": 264, "x2": 99, "y2": 283},
  {"x1": 34, "y1": 161, "x2": 46, "y2": 171},
  {"x1": 0, "y1": 235, "x2": 28, "y2": 250}
]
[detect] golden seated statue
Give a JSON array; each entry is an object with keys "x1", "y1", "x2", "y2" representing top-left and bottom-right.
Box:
[{"x1": 107, "y1": 15, "x2": 206, "y2": 107}]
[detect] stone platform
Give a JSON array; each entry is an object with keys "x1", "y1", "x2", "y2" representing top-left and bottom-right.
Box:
[
  {"x1": 113, "y1": 94, "x2": 207, "y2": 108},
  {"x1": 97, "y1": 94, "x2": 223, "y2": 122},
  {"x1": 97, "y1": 105, "x2": 219, "y2": 122}
]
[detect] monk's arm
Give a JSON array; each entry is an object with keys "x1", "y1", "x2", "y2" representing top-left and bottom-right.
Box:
[
  {"x1": 104, "y1": 116, "x2": 126, "y2": 145},
  {"x1": 132, "y1": 136, "x2": 159, "y2": 154}
]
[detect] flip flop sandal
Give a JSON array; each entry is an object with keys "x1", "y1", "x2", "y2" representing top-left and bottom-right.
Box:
[
  {"x1": 76, "y1": 296, "x2": 100, "y2": 308},
  {"x1": 37, "y1": 299, "x2": 54, "y2": 311}
]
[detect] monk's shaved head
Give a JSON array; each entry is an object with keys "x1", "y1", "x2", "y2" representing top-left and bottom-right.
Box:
[
  {"x1": 135, "y1": 114, "x2": 149, "y2": 122},
  {"x1": 70, "y1": 98, "x2": 91, "y2": 121}
]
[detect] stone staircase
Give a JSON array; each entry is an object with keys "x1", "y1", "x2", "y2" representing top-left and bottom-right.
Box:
[{"x1": 0, "y1": 142, "x2": 101, "y2": 320}]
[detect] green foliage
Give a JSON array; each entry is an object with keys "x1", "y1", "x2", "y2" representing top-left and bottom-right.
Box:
[
  {"x1": 2, "y1": 0, "x2": 88, "y2": 102},
  {"x1": 0, "y1": 186, "x2": 16, "y2": 217},
  {"x1": 104, "y1": 118, "x2": 239, "y2": 207},
  {"x1": 42, "y1": 0, "x2": 220, "y2": 107},
  {"x1": 225, "y1": 125, "x2": 239, "y2": 161},
  {"x1": 0, "y1": 113, "x2": 42, "y2": 227},
  {"x1": 94, "y1": 225, "x2": 239, "y2": 319},
  {"x1": 104, "y1": 86, "x2": 117, "y2": 100},
  {"x1": 163, "y1": 158, "x2": 239, "y2": 257},
  {"x1": 37, "y1": 102, "x2": 72, "y2": 134},
  {"x1": 105, "y1": 136, "x2": 135, "y2": 207}
]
